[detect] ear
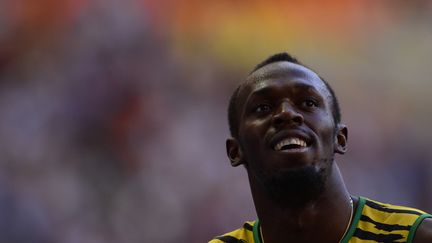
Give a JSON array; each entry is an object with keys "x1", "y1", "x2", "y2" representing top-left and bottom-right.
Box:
[
  {"x1": 334, "y1": 124, "x2": 348, "y2": 154},
  {"x1": 226, "y1": 138, "x2": 244, "y2": 167}
]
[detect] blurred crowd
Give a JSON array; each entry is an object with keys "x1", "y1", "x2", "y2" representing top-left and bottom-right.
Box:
[{"x1": 0, "y1": 1, "x2": 432, "y2": 242}]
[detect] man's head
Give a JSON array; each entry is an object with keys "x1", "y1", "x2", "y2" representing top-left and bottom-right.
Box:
[
  {"x1": 228, "y1": 53, "x2": 341, "y2": 139},
  {"x1": 225, "y1": 52, "x2": 348, "y2": 206}
]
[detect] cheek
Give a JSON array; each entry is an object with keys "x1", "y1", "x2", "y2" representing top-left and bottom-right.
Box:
[
  {"x1": 308, "y1": 115, "x2": 336, "y2": 143},
  {"x1": 240, "y1": 119, "x2": 270, "y2": 151},
  {"x1": 242, "y1": 118, "x2": 270, "y2": 136}
]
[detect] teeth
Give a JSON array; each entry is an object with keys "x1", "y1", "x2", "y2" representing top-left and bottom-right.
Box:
[{"x1": 274, "y1": 138, "x2": 307, "y2": 151}]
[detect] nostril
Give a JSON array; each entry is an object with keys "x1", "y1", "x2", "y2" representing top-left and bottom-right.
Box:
[
  {"x1": 272, "y1": 112, "x2": 289, "y2": 127},
  {"x1": 272, "y1": 110, "x2": 304, "y2": 127},
  {"x1": 273, "y1": 116, "x2": 284, "y2": 126},
  {"x1": 292, "y1": 115, "x2": 303, "y2": 124}
]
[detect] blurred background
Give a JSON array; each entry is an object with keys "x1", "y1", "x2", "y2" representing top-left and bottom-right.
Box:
[{"x1": 0, "y1": 0, "x2": 432, "y2": 242}]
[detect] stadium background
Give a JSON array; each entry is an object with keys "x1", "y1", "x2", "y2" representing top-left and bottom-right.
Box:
[{"x1": 0, "y1": 0, "x2": 432, "y2": 242}]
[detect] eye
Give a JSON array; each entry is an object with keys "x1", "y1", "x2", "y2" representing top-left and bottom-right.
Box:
[
  {"x1": 253, "y1": 104, "x2": 272, "y2": 113},
  {"x1": 301, "y1": 99, "x2": 318, "y2": 108}
]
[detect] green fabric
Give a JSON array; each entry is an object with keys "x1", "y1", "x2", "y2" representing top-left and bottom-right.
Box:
[
  {"x1": 407, "y1": 213, "x2": 432, "y2": 243},
  {"x1": 253, "y1": 220, "x2": 261, "y2": 243},
  {"x1": 340, "y1": 196, "x2": 366, "y2": 243}
]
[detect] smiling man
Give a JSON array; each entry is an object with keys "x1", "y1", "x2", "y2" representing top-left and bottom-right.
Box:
[{"x1": 209, "y1": 53, "x2": 432, "y2": 243}]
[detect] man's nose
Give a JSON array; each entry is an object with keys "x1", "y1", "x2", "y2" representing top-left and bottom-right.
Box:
[{"x1": 271, "y1": 101, "x2": 304, "y2": 127}]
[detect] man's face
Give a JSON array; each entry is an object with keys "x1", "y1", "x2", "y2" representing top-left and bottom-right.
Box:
[{"x1": 231, "y1": 61, "x2": 346, "y2": 204}]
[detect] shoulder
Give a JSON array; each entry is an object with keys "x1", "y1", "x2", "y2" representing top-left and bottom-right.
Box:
[
  {"x1": 362, "y1": 197, "x2": 428, "y2": 220},
  {"x1": 355, "y1": 197, "x2": 431, "y2": 243},
  {"x1": 413, "y1": 217, "x2": 432, "y2": 243},
  {"x1": 208, "y1": 221, "x2": 256, "y2": 243},
  {"x1": 363, "y1": 197, "x2": 426, "y2": 214}
]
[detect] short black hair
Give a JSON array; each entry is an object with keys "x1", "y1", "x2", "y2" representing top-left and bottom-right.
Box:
[{"x1": 228, "y1": 52, "x2": 341, "y2": 138}]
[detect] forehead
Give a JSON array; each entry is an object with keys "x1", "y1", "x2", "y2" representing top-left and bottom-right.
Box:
[{"x1": 238, "y1": 62, "x2": 331, "y2": 105}]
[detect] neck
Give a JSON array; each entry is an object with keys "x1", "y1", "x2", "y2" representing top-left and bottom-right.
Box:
[{"x1": 249, "y1": 163, "x2": 352, "y2": 243}]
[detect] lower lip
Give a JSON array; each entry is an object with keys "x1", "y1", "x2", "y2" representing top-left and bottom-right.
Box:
[{"x1": 275, "y1": 146, "x2": 309, "y2": 153}]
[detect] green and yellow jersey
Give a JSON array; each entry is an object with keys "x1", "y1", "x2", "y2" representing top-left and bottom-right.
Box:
[{"x1": 209, "y1": 197, "x2": 432, "y2": 243}]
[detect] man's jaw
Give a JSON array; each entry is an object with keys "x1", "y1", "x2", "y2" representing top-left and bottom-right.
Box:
[{"x1": 256, "y1": 165, "x2": 329, "y2": 208}]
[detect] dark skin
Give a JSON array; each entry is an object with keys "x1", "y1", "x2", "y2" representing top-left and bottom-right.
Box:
[
  {"x1": 414, "y1": 218, "x2": 432, "y2": 242},
  {"x1": 226, "y1": 61, "x2": 432, "y2": 243}
]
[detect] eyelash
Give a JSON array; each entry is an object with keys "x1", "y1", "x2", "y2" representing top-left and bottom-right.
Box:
[
  {"x1": 301, "y1": 98, "x2": 319, "y2": 108},
  {"x1": 252, "y1": 104, "x2": 272, "y2": 113},
  {"x1": 250, "y1": 98, "x2": 320, "y2": 115}
]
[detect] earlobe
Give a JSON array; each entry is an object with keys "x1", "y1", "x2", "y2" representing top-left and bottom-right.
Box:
[
  {"x1": 226, "y1": 138, "x2": 244, "y2": 167},
  {"x1": 334, "y1": 124, "x2": 348, "y2": 154}
]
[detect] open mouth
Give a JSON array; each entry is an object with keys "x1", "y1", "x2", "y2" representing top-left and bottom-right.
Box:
[{"x1": 274, "y1": 137, "x2": 308, "y2": 151}]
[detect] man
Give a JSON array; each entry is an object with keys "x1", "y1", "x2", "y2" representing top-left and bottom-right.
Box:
[{"x1": 209, "y1": 53, "x2": 432, "y2": 243}]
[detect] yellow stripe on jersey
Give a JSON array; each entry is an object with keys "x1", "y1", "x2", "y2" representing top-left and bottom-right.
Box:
[
  {"x1": 209, "y1": 221, "x2": 255, "y2": 243},
  {"x1": 345, "y1": 197, "x2": 432, "y2": 243}
]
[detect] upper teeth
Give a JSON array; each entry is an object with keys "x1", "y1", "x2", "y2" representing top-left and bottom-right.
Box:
[{"x1": 274, "y1": 138, "x2": 307, "y2": 151}]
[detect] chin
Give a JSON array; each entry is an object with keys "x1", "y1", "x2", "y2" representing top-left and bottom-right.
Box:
[{"x1": 257, "y1": 162, "x2": 331, "y2": 208}]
